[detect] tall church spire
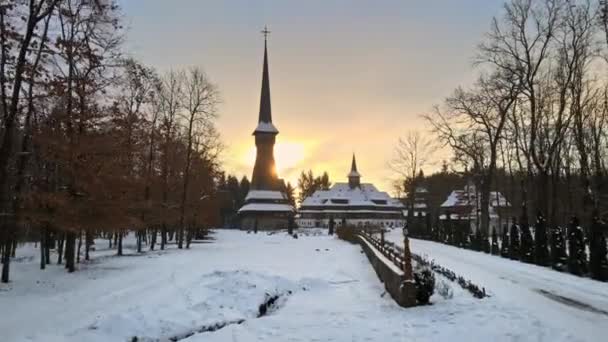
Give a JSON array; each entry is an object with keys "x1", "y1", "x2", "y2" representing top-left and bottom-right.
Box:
[
  {"x1": 251, "y1": 26, "x2": 280, "y2": 190},
  {"x1": 350, "y1": 154, "x2": 358, "y2": 174},
  {"x1": 258, "y1": 27, "x2": 274, "y2": 120},
  {"x1": 254, "y1": 26, "x2": 278, "y2": 134}
]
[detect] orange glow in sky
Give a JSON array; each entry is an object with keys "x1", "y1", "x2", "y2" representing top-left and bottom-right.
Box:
[{"x1": 244, "y1": 142, "x2": 306, "y2": 178}]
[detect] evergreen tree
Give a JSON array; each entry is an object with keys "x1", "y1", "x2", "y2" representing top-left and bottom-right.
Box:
[
  {"x1": 534, "y1": 212, "x2": 549, "y2": 266},
  {"x1": 491, "y1": 228, "x2": 499, "y2": 255},
  {"x1": 567, "y1": 216, "x2": 587, "y2": 275},
  {"x1": 425, "y1": 212, "x2": 432, "y2": 239},
  {"x1": 550, "y1": 226, "x2": 567, "y2": 271},
  {"x1": 239, "y1": 176, "x2": 250, "y2": 204},
  {"x1": 416, "y1": 211, "x2": 423, "y2": 238},
  {"x1": 500, "y1": 224, "x2": 510, "y2": 257},
  {"x1": 520, "y1": 211, "x2": 534, "y2": 263},
  {"x1": 520, "y1": 223, "x2": 534, "y2": 263},
  {"x1": 482, "y1": 229, "x2": 491, "y2": 253},
  {"x1": 509, "y1": 219, "x2": 520, "y2": 260},
  {"x1": 445, "y1": 212, "x2": 452, "y2": 244},
  {"x1": 474, "y1": 229, "x2": 483, "y2": 251},
  {"x1": 589, "y1": 212, "x2": 608, "y2": 281}
]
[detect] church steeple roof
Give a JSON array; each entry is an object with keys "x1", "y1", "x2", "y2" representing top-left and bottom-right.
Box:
[
  {"x1": 348, "y1": 153, "x2": 361, "y2": 189},
  {"x1": 348, "y1": 154, "x2": 361, "y2": 178},
  {"x1": 254, "y1": 27, "x2": 278, "y2": 135}
]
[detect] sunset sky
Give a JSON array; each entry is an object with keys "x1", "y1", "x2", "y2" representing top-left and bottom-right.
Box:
[{"x1": 119, "y1": 0, "x2": 505, "y2": 193}]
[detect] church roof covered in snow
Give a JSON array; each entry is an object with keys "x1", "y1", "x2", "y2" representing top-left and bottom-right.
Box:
[
  {"x1": 300, "y1": 183, "x2": 405, "y2": 211},
  {"x1": 238, "y1": 203, "x2": 294, "y2": 213},
  {"x1": 441, "y1": 187, "x2": 510, "y2": 208},
  {"x1": 245, "y1": 190, "x2": 287, "y2": 201}
]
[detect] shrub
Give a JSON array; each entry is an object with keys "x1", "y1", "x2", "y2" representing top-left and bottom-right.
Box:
[
  {"x1": 436, "y1": 279, "x2": 453, "y2": 300},
  {"x1": 413, "y1": 264, "x2": 435, "y2": 304}
]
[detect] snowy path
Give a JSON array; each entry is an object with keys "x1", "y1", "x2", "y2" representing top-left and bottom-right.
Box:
[
  {"x1": 0, "y1": 230, "x2": 603, "y2": 341},
  {"x1": 386, "y1": 229, "x2": 608, "y2": 341}
]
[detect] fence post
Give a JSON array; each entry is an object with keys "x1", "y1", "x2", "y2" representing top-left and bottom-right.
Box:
[{"x1": 403, "y1": 235, "x2": 414, "y2": 281}]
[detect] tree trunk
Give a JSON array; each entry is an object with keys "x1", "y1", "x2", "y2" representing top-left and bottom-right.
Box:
[
  {"x1": 136, "y1": 230, "x2": 142, "y2": 253},
  {"x1": 150, "y1": 228, "x2": 157, "y2": 251},
  {"x1": 65, "y1": 232, "x2": 76, "y2": 273},
  {"x1": 40, "y1": 226, "x2": 46, "y2": 270},
  {"x1": 11, "y1": 238, "x2": 16, "y2": 258},
  {"x1": 57, "y1": 234, "x2": 65, "y2": 265},
  {"x1": 160, "y1": 225, "x2": 166, "y2": 250},
  {"x1": 1, "y1": 237, "x2": 11, "y2": 283},
  {"x1": 85, "y1": 230, "x2": 92, "y2": 261},
  {"x1": 537, "y1": 170, "x2": 550, "y2": 218},
  {"x1": 117, "y1": 232, "x2": 123, "y2": 256},
  {"x1": 77, "y1": 230, "x2": 83, "y2": 263},
  {"x1": 45, "y1": 229, "x2": 51, "y2": 265}
]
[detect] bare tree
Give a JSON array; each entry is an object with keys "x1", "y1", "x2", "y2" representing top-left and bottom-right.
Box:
[
  {"x1": 389, "y1": 130, "x2": 437, "y2": 224},
  {"x1": 426, "y1": 71, "x2": 518, "y2": 235},
  {"x1": 177, "y1": 67, "x2": 219, "y2": 249}
]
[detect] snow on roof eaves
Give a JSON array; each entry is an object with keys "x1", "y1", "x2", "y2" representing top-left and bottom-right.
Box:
[
  {"x1": 238, "y1": 203, "x2": 294, "y2": 213},
  {"x1": 253, "y1": 122, "x2": 279, "y2": 134},
  {"x1": 348, "y1": 170, "x2": 361, "y2": 177},
  {"x1": 300, "y1": 209, "x2": 404, "y2": 214},
  {"x1": 245, "y1": 190, "x2": 286, "y2": 201},
  {"x1": 441, "y1": 189, "x2": 511, "y2": 208}
]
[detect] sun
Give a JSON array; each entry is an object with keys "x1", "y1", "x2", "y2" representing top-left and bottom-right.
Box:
[{"x1": 245, "y1": 141, "x2": 305, "y2": 176}]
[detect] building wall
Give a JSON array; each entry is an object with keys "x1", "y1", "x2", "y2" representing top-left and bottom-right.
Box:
[
  {"x1": 297, "y1": 217, "x2": 405, "y2": 229},
  {"x1": 240, "y1": 213, "x2": 290, "y2": 230}
]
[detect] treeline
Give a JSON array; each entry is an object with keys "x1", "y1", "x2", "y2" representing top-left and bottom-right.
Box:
[
  {"x1": 406, "y1": 0, "x2": 608, "y2": 281},
  {"x1": 297, "y1": 170, "x2": 330, "y2": 204},
  {"x1": 0, "y1": 1, "x2": 223, "y2": 283},
  {"x1": 425, "y1": 0, "x2": 608, "y2": 229},
  {"x1": 408, "y1": 208, "x2": 606, "y2": 281}
]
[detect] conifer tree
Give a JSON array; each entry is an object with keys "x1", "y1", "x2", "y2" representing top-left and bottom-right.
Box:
[
  {"x1": 474, "y1": 228, "x2": 483, "y2": 251},
  {"x1": 520, "y1": 210, "x2": 534, "y2": 263},
  {"x1": 445, "y1": 211, "x2": 452, "y2": 244},
  {"x1": 567, "y1": 216, "x2": 587, "y2": 275},
  {"x1": 589, "y1": 212, "x2": 608, "y2": 281},
  {"x1": 491, "y1": 228, "x2": 499, "y2": 255},
  {"x1": 550, "y1": 226, "x2": 567, "y2": 271},
  {"x1": 534, "y1": 212, "x2": 549, "y2": 266},
  {"x1": 520, "y1": 224, "x2": 534, "y2": 263},
  {"x1": 425, "y1": 211, "x2": 432, "y2": 239},
  {"x1": 509, "y1": 219, "x2": 520, "y2": 260},
  {"x1": 482, "y1": 229, "x2": 491, "y2": 253},
  {"x1": 500, "y1": 224, "x2": 510, "y2": 257}
]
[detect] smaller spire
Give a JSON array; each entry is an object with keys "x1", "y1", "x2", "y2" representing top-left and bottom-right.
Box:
[
  {"x1": 348, "y1": 154, "x2": 361, "y2": 189},
  {"x1": 350, "y1": 154, "x2": 358, "y2": 174}
]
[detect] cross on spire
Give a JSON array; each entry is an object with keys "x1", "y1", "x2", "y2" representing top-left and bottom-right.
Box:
[{"x1": 261, "y1": 26, "x2": 271, "y2": 41}]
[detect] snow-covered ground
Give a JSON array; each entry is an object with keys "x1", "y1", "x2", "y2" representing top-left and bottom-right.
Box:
[
  {"x1": 386, "y1": 229, "x2": 608, "y2": 342},
  {"x1": 0, "y1": 229, "x2": 605, "y2": 341}
]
